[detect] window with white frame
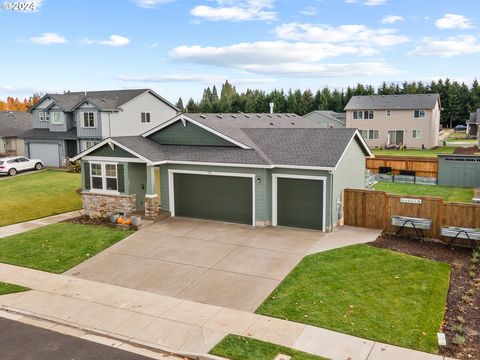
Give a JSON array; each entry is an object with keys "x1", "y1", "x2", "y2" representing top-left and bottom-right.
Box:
[
  {"x1": 412, "y1": 129, "x2": 422, "y2": 139},
  {"x1": 83, "y1": 112, "x2": 95, "y2": 127},
  {"x1": 39, "y1": 111, "x2": 44, "y2": 121},
  {"x1": 83, "y1": 140, "x2": 99, "y2": 150},
  {"x1": 386, "y1": 110, "x2": 391, "y2": 117},
  {"x1": 353, "y1": 110, "x2": 374, "y2": 120},
  {"x1": 414, "y1": 110, "x2": 426, "y2": 118},
  {"x1": 141, "y1": 112, "x2": 151, "y2": 123},
  {"x1": 45, "y1": 112, "x2": 50, "y2": 121},
  {"x1": 322, "y1": 124, "x2": 327, "y2": 128},
  {"x1": 361, "y1": 129, "x2": 379, "y2": 140},
  {"x1": 51, "y1": 112, "x2": 64, "y2": 125},
  {"x1": 90, "y1": 163, "x2": 118, "y2": 192}
]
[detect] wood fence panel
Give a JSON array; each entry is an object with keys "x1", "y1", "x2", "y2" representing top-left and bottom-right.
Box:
[
  {"x1": 366, "y1": 156, "x2": 438, "y2": 177},
  {"x1": 344, "y1": 189, "x2": 386, "y2": 229},
  {"x1": 444, "y1": 203, "x2": 480, "y2": 229}
]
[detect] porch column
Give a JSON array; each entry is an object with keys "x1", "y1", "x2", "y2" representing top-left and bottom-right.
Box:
[{"x1": 145, "y1": 165, "x2": 159, "y2": 217}]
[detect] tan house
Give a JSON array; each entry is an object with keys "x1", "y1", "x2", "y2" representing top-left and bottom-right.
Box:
[
  {"x1": 344, "y1": 94, "x2": 441, "y2": 149},
  {"x1": 0, "y1": 111, "x2": 31, "y2": 156}
]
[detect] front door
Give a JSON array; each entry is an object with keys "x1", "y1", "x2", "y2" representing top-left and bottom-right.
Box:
[{"x1": 387, "y1": 130, "x2": 404, "y2": 146}]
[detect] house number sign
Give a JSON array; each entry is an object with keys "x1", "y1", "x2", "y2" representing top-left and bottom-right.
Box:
[{"x1": 400, "y1": 198, "x2": 422, "y2": 205}]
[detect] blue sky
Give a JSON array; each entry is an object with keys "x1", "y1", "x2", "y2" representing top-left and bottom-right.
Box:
[{"x1": 0, "y1": 0, "x2": 479, "y2": 103}]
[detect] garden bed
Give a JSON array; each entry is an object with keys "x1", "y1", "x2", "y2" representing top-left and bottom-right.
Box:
[{"x1": 370, "y1": 235, "x2": 479, "y2": 359}]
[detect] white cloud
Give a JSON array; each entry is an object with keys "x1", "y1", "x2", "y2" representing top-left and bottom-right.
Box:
[
  {"x1": 190, "y1": 0, "x2": 276, "y2": 21},
  {"x1": 117, "y1": 73, "x2": 275, "y2": 85},
  {"x1": 345, "y1": 0, "x2": 358, "y2": 3},
  {"x1": 30, "y1": 33, "x2": 67, "y2": 45},
  {"x1": 364, "y1": 0, "x2": 387, "y2": 6},
  {"x1": 274, "y1": 22, "x2": 409, "y2": 47},
  {"x1": 409, "y1": 35, "x2": 480, "y2": 57},
  {"x1": 381, "y1": 15, "x2": 404, "y2": 24},
  {"x1": 99, "y1": 35, "x2": 130, "y2": 47},
  {"x1": 300, "y1": 6, "x2": 317, "y2": 16},
  {"x1": 435, "y1": 13, "x2": 473, "y2": 29},
  {"x1": 133, "y1": 0, "x2": 176, "y2": 8}
]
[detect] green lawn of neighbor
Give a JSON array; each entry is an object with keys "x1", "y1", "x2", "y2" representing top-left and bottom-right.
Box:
[
  {"x1": 0, "y1": 170, "x2": 82, "y2": 227},
  {"x1": 210, "y1": 335, "x2": 329, "y2": 360},
  {"x1": 372, "y1": 146, "x2": 455, "y2": 157},
  {"x1": 0, "y1": 223, "x2": 133, "y2": 273},
  {"x1": 0, "y1": 282, "x2": 29, "y2": 296},
  {"x1": 373, "y1": 182, "x2": 474, "y2": 203},
  {"x1": 257, "y1": 245, "x2": 451, "y2": 353}
]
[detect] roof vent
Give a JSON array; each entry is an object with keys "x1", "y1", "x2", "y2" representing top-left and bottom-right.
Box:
[
  {"x1": 291, "y1": 122, "x2": 295, "y2": 125},
  {"x1": 256, "y1": 114, "x2": 261, "y2": 118},
  {"x1": 285, "y1": 114, "x2": 290, "y2": 117},
  {"x1": 231, "y1": 114, "x2": 237, "y2": 118},
  {"x1": 216, "y1": 114, "x2": 223, "y2": 119},
  {"x1": 200, "y1": 115, "x2": 206, "y2": 119},
  {"x1": 245, "y1": 115, "x2": 250, "y2": 118},
  {"x1": 269, "y1": 122, "x2": 274, "y2": 126},
  {"x1": 292, "y1": 114, "x2": 297, "y2": 117},
  {"x1": 267, "y1": 114, "x2": 272, "y2": 118},
  {"x1": 277, "y1": 114, "x2": 281, "y2": 117},
  {"x1": 101, "y1": 98, "x2": 106, "y2": 102}
]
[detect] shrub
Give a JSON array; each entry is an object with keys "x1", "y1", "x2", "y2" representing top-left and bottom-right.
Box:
[
  {"x1": 453, "y1": 323, "x2": 464, "y2": 334},
  {"x1": 452, "y1": 334, "x2": 465, "y2": 345}
]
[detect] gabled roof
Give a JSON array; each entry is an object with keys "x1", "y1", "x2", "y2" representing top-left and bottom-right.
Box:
[
  {"x1": 29, "y1": 89, "x2": 179, "y2": 112},
  {"x1": 0, "y1": 111, "x2": 31, "y2": 137},
  {"x1": 304, "y1": 111, "x2": 346, "y2": 125},
  {"x1": 344, "y1": 93, "x2": 440, "y2": 110}
]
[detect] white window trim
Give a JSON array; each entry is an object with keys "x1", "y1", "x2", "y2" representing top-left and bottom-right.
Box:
[
  {"x1": 386, "y1": 110, "x2": 391, "y2": 117},
  {"x1": 51, "y1": 112, "x2": 64, "y2": 125},
  {"x1": 412, "y1": 129, "x2": 422, "y2": 139},
  {"x1": 39, "y1": 111, "x2": 44, "y2": 122},
  {"x1": 413, "y1": 109, "x2": 426, "y2": 119},
  {"x1": 89, "y1": 162, "x2": 120, "y2": 195},
  {"x1": 167, "y1": 169, "x2": 256, "y2": 226},
  {"x1": 361, "y1": 129, "x2": 379, "y2": 140},
  {"x1": 141, "y1": 111, "x2": 151, "y2": 124},
  {"x1": 386, "y1": 129, "x2": 406, "y2": 145},
  {"x1": 272, "y1": 174, "x2": 326, "y2": 232},
  {"x1": 353, "y1": 110, "x2": 374, "y2": 120},
  {"x1": 82, "y1": 111, "x2": 96, "y2": 128}
]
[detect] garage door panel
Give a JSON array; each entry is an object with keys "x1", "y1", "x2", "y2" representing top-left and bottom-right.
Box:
[
  {"x1": 277, "y1": 177, "x2": 323, "y2": 230},
  {"x1": 174, "y1": 173, "x2": 253, "y2": 225},
  {"x1": 29, "y1": 143, "x2": 60, "y2": 167}
]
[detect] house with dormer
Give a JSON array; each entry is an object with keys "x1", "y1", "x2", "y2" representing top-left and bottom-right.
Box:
[{"x1": 21, "y1": 89, "x2": 179, "y2": 167}]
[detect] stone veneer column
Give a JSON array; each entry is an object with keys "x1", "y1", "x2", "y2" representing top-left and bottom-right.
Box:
[{"x1": 144, "y1": 165, "x2": 159, "y2": 217}]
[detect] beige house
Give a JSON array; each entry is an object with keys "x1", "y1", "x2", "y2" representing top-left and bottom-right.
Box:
[
  {"x1": 0, "y1": 111, "x2": 31, "y2": 156},
  {"x1": 344, "y1": 94, "x2": 441, "y2": 149}
]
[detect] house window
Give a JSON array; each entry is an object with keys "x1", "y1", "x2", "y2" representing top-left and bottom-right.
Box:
[
  {"x1": 322, "y1": 124, "x2": 327, "y2": 128},
  {"x1": 414, "y1": 110, "x2": 426, "y2": 118},
  {"x1": 51, "y1": 112, "x2": 64, "y2": 125},
  {"x1": 90, "y1": 163, "x2": 118, "y2": 192},
  {"x1": 412, "y1": 129, "x2": 422, "y2": 139},
  {"x1": 141, "y1": 112, "x2": 151, "y2": 123},
  {"x1": 386, "y1": 110, "x2": 391, "y2": 117},
  {"x1": 329, "y1": 124, "x2": 334, "y2": 128},
  {"x1": 39, "y1": 111, "x2": 44, "y2": 121},
  {"x1": 83, "y1": 140, "x2": 99, "y2": 150},
  {"x1": 45, "y1": 112, "x2": 50, "y2": 121},
  {"x1": 361, "y1": 129, "x2": 379, "y2": 140},
  {"x1": 353, "y1": 110, "x2": 374, "y2": 120},
  {"x1": 83, "y1": 112, "x2": 95, "y2": 127}
]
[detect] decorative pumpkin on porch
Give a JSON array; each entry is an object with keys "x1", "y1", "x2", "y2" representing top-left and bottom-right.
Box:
[
  {"x1": 124, "y1": 218, "x2": 132, "y2": 225},
  {"x1": 117, "y1": 217, "x2": 124, "y2": 224}
]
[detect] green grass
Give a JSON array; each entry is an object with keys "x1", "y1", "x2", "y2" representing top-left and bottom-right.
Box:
[
  {"x1": 0, "y1": 223, "x2": 133, "y2": 273},
  {"x1": 372, "y1": 146, "x2": 456, "y2": 157},
  {"x1": 256, "y1": 245, "x2": 451, "y2": 354},
  {"x1": 0, "y1": 170, "x2": 82, "y2": 226},
  {"x1": 210, "y1": 335, "x2": 328, "y2": 360},
  {"x1": 373, "y1": 182, "x2": 474, "y2": 203},
  {"x1": 446, "y1": 138, "x2": 477, "y2": 143},
  {"x1": 0, "y1": 282, "x2": 29, "y2": 296}
]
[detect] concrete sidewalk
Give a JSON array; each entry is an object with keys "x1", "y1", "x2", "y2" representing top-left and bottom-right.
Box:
[
  {"x1": 0, "y1": 210, "x2": 83, "y2": 238},
  {"x1": 0, "y1": 263, "x2": 449, "y2": 360}
]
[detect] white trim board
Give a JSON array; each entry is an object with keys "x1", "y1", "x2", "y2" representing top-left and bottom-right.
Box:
[
  {"x1": 168, "y1": 169, "x2": 256, "y2": 226},
  {"x1": 272, "y1": 173, "x2": 327, "y2": 232}
]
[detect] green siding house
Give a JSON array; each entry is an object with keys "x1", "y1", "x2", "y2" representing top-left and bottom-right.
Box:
[{"x1": 72, "y1": 113, "x2": 371, "y2": 231}]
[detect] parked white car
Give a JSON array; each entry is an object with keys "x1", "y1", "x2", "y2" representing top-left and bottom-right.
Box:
[{"x1": 0, "y1": 156, "x2": 44, "y2": 176}]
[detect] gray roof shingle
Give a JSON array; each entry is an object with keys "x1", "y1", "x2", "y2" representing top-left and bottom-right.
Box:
[
  {"x1": 344, "y1": 94, "x2": 440, "y2": 110},
  {"x1": 303, "y1": 111, "x2": 346, "y2": 125},
  {"x1": 19, "y1": 128, "x2": 77, "y2": 140},
  {"x1": 0, "y1": 111, "x2": 31, "y2": 137}
]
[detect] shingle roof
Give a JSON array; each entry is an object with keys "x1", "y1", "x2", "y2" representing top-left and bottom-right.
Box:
[
  {"x1": 344, "y1": 94, "x2": 440, "y2": 110},
  {"x1": 303, "y1": 111, "x2": 346, "y2": 125},
  {"x1": 19, "y1": 128, "x2": 77, "y2": 140},
  {"x1": 0, "y1": 111, "x2": 31, "y2": 137}
]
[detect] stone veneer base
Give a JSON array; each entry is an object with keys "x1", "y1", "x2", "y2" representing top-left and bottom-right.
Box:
[{"x1": 82, "y1": 192, "x2": 136, "y2": 218}]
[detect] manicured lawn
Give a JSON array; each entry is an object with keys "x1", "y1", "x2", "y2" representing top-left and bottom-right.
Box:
[
  {"x1": 0, "y1": 223, "x2": 133, "y2": 273},
  {"x1": 0, "y1": 282, "x2": 29, "y2": 296},
  {"x1": 210, "y1": 335, "x2": 328, "y2": 360},
  {"x1": 257, "y1": 245, "x2": 451, "y2": 353},
  {"x1": 0, "y1": 170, "x2": 82, "y2": 227},
  {"x1": 373, "y1": 182, "x2": 474, "y2": 203},
  {"x1": 372, "y1": 146, "x2": 455, "y2": 157}
]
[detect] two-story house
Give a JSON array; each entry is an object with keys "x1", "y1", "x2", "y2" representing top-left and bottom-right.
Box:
[
  {"x1": 344, "y1": 94, "x2": 441, "y2": 149},
  {"x1": 22, "y1": 89, "x2": 179, "y2": 167}
]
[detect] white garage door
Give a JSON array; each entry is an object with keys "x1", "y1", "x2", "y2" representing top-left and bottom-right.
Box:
[{"x1": 29, "y1": 143, "x2": 60, "y2": 167}]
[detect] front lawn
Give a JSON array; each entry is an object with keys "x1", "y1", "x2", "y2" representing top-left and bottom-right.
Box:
[
  {"x1": 372, "y1": 146, "x2": 455, "y2": 157},
  {"x1": 257, "y1": 244, "x2": 450, "y2": 353},
  {"x1": 373, "y1": 182, "x2": 474, "y2": 203},
  {"x1": 0, "y1": 282, "x2": 29, "y2": 296},
  {"x1": 0, "y1": 223, "x2": 133, "y2": 273},
  {"x1": 210, "y1": 335, "x2": 328, "y2": 360},
  {"x1": 0, "y1": 170, "x2": 82, "y2": 227}
]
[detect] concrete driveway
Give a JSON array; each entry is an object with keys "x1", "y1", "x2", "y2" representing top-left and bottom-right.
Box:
[{"x1": 67, "y1": 218, "x2": 326, "y2": 312}]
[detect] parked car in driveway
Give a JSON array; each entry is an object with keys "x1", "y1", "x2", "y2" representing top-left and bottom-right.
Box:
[
  {"x1": 0, "y1": 156, "x2": 43, "y2": 176},
  {"x1": 454, "y1": 124, "x2": 467, "y2": 132}
]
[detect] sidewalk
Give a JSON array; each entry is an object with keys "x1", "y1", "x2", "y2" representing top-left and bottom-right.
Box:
[
  {"x1": 0, "y1": 210, "x2": 83, "y2": 238},
  {"x1": 0, "y1": 263, "x2": 450, "y2": 360}
]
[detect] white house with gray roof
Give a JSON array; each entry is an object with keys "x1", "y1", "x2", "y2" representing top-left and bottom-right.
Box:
[
  {"x1": 72, "y1": 112, "x2": 371, "y2": 232},
  {"x1": 22, "y1": 89, "x2": 179, "y2": 167},
  {"x1": 345, "y1": 93, "x2": 441, "y2": 149}
]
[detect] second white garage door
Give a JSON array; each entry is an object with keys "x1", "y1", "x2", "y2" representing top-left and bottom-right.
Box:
[{"x1": 29, "y1": 143, "x2": 60, "y2": 167}]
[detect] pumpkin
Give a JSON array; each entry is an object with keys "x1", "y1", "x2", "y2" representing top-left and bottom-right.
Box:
[
  {"x1": 117, "y1": 217, "x2": 123, "y2": 224},
  {"x1": 124, "y1": 218, "x2": 132, "y2": 225}
]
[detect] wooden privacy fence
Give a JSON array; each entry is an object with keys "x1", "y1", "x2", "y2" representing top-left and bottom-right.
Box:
[
  {"x1": 366, "y1": 156, "x2": 438, "y2": 178},
  {"x1": 344, "y1": 188, "x2": 480, "y2": 240}
]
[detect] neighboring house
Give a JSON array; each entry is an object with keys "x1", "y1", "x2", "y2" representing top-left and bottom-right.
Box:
[
  {"x1": 0, "y1": 111, "x2": 31, "y2": 156},
  {"x1": 303, "y1": 111, "x2": 346, "y2": 128},
  {"x1": 72, "y1": 113, "x2": 371, "y2": 232},
  {"x1": 344, "y1": 94, "x2": 441, "y2": 149},
  {"x1": 466, "y1": 109, "x2": 479, "y2": 146},
  {"x1": 21, "y1": 89, "x2": 179, "y2": 167}
]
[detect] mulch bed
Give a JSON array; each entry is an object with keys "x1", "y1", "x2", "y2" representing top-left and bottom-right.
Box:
[
  {"x1": 453, "y1": 146, "x2": 479, "y2": 155},
  {"x1": 369, "y1": 234, "x2": 479, "y2": 359},
  {"x1": 62, "y1": 215, "x2": 110, "y2": 226}
]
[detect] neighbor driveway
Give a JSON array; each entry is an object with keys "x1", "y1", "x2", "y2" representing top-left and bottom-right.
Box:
[{"x1": 66, "y1": 218, "x2": 327, "y2": 312}]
